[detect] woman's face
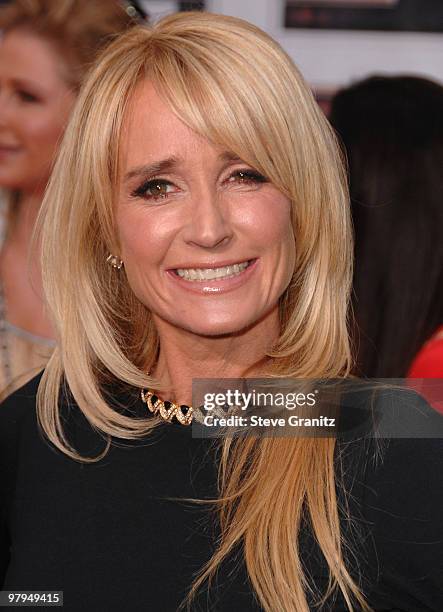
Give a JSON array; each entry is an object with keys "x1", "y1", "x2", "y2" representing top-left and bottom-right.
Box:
[
  {"x1": 117, "y1": 81, "x2": 296, "y2": 337},
  {"x1": 0, "y1": 29, "x2": 76, "y2": 192}
]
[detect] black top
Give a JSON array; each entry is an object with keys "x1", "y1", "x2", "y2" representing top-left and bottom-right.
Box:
[{"x1": 0, "y1": 374, "x2": 442, "y2": 612}]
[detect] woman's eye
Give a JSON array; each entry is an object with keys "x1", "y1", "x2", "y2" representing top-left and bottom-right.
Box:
[
  {"x1": 131, "y1": 179, "x2": 176, "y2": 201},
  {"x1": 17, "y1": 90, "x2": 39, "y2": 103},
  {"x1": 227, "y1": 170, "x2": 267, "y2": 185}
]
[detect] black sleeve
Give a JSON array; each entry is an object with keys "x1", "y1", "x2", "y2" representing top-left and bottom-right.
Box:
[
  {"x1": 0, "y1": 508, "x2": 10, "y2": 588},
  {"x1": 0, "y1": 374, "x2": 42, "y2": 588},
  {"x1": 0, "y1": 396, "x2": 16, "y2": 588},
  {"x1": 364, "y1": 435, "x2": 443, "y2": 611}
]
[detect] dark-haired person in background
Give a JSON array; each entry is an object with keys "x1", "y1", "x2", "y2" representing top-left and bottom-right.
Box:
[{"x1": 330, "y1": 75, "x2": 443, "y2": 384}]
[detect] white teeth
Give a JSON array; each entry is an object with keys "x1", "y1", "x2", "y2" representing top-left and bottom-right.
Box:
[{"x1": 175, "y1": 261, "x2": 250, "y2": 281}]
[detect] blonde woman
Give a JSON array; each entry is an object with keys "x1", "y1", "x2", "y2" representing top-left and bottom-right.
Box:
[
  {"x1": 1, "y1": 12, "x2": 442, "y2": 612},
  {"x1": 0, "y1": 0, "x2": 145, "y2": 400}
]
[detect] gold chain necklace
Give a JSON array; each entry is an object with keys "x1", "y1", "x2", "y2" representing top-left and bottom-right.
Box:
[{"x1": 140, "y1": 388, "x2": 194, "y2": 426}]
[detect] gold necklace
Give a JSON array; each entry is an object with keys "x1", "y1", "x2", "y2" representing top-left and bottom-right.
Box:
[{"x1": 140, "y1": 388, "x2": 194, "y2": 426}]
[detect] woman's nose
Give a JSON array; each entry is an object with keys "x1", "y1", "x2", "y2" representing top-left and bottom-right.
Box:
[{"x1": 183, "y1": 187, "x2": 233, "y2": 249}]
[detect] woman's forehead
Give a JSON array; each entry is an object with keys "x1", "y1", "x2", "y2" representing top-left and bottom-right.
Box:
[
  {"x1": 120, "y1": 81, "x2": 239, "y2": 173},
  {"x1": 120, "y1": 82, "x2": 201, "y2": 166},
  {"x1": 0, "y1": 28, "x2": 67, "y2": 91}
]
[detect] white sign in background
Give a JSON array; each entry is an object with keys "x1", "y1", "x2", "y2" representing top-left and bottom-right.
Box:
[{"x1": 142, "y1": 0, "x2": 443, "y2": 90}]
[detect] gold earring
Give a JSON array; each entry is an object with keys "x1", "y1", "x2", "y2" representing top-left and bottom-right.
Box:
[{"x1": 106, "y1": 254, "x2": 123, "y2": 269}]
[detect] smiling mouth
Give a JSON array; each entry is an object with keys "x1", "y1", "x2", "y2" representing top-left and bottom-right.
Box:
[
  {"x1": 0, "y1": 145, "x2": 21, "y2": 153},
  {"x1": 173, "y1": 259, "x2": 254, "y2": 281}
]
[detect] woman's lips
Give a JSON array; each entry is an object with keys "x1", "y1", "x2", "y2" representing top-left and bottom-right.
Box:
[
  {"x1": 165, "y1": 258, "x2": 259, "y2": 294},
  {"x1": 0, "y1": 145, "x2": 22, "y2": 156}
]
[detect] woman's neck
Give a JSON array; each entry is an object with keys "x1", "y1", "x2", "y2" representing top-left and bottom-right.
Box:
[
  {"x1": 6, "y1": 190, "x2": 44, "y2": 247},
  {"x1": 151, "y1": 307, "x2": 280, "y2": 406},
  {"x1": 0, "y1": 190, "x2": 54, "y2": 339}
]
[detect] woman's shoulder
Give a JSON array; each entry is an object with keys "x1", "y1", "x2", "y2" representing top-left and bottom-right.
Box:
[
  {"x1": 337, "y1": 385, "x2": 443, "y2": 542},
  {"x1": 336, "y1": 389, "x2": 443, "y2": 609},
  {"x1": 364, "y1": 435, "x2": 443, "y2": 496},
  {"x1": 0, "y1": 372, "x2": 42, "y2": 429},
  {"x1": 0, "y1": 373, "x2": 44, "y2": 524},
  {"x1": 353, "y1": 386, "x2": 443, "y2": 608},
  {"x1": 0, "y1": 372, "x2": 43, "y2": 466},
  {"x1": 362, "y1": 436, "x2": 443, "y2": 608},
  {"x1": 355, "y1": 386, "x2": 443, "y2": 486},
  {"x1": 338, "y1": 424, "x2": 443, "y2": 516}
]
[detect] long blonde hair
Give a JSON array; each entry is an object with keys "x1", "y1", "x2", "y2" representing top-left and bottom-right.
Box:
[{"x1": 38, "y1": 12, "x2": 367, "y2": 612}]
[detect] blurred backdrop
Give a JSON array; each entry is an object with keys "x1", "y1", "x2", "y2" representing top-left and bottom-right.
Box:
[{"x1": 141, "y1": 0, "x2": 443, "y2": 111}]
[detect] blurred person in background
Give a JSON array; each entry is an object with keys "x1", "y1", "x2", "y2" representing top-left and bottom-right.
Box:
[
  {"x1": 0, "y1": 0, "x2": 144, "y2": 400},
  {"x1": 330, "y1": 75, "x2": 443, "y2": 381}
]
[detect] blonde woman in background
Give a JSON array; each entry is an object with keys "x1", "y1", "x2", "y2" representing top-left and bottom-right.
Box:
[
  {"x1": 0, "y1": 0, "x2": 144, "y2": 400},
  {"x1": 1, "y1": 12, "x2": 442, "y2": 612}
]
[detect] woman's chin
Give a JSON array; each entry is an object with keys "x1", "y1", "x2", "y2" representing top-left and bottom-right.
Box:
[{"x1": 168, "y1": 313, "x2": 259, "y2": 338}]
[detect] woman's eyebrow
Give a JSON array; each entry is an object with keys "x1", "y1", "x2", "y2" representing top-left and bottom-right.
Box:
[
  {"x1": 124, "y1": 157, "x2": 181, "y2": 183},
  {"x1": 124, "y1": 152, "x2": 243, "y2": 184},
  {"x1": 11, "y1": 77, "x2": 46, "y2": 95},
  {"x1": 219, "y1": 151, "x2": 242, "y2": 163}
]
